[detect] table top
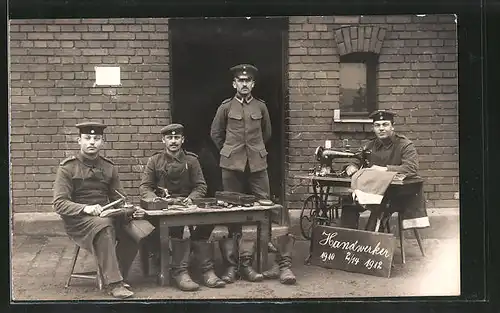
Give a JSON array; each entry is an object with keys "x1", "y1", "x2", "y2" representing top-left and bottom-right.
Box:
[
  {"x1": 293, "y1": 174, "x2": 423, "y2": 186},
  {"x1": 145, "y1": 203, "x2": 281, "y2": 216}
]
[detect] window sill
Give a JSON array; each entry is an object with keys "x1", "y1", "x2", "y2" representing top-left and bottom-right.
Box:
[
  {"x1": 333, "y1": 118, "x2": 373, "y2": 124},
  {"x1": 332, "y1": 117, "x2": 374, "y2": 133}
]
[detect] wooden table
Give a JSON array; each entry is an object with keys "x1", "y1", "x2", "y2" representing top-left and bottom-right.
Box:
[{"x1": 145, "y1": 204, "x2": 278, "y2": 286}]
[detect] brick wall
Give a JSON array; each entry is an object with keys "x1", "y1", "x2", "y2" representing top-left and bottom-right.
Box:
[
  {"x1": 9, "y1": 18, "x2": 170, "y2": 213},
  {"x1": 285, "y1": 15, "x2": 458, "y2": 210},
  {"x1": 8, "y1": 15, "x2": 458, "y2": 214}
]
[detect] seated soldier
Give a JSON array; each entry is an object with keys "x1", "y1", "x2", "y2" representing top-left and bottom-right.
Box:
[
  {"x1": 342, "y1": 110, "x2": 421, "y2": 231},
  {"x1": 139, "y1": 123, "x2": 225, "y2": 291},
  {"x1": 53, "y1": 122, "x2": 145, "y2": 299}
]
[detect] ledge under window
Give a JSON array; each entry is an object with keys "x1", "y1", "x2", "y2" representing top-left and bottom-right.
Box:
[{"x1": 332, "y1": 109, "x2": 374, "y2": 133}]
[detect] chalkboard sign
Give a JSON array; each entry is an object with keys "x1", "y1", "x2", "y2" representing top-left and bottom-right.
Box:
[{"x1": 309, "y1": 225, "x2": 396, "y2": 278}]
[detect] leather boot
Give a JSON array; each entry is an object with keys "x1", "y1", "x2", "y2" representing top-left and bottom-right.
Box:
[
  {"x1": 219, "y1": 237, "x2": 238, "y2": 284},
  {"x1": 170, "y1": 238, "x2": 199, "y2": 291},
  {"x1": 191, "y1": 241, "x2": 225, "y2": 288},
  {"x1": 263, "y1": 234, "x2": 297, "y2": 284},
  {"x1": 238, "y1": 239, "x2": 264, "y2": 282}
]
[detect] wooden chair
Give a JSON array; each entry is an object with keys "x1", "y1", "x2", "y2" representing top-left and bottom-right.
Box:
[
  {"x1": 65, "y1": 244, "x2": 103, "y2": 290},
  {"x1": 380, "y1": 212, "x2": 426, "y2": 264}
]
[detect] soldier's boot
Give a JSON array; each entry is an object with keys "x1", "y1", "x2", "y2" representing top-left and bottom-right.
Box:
[
  {"x1": 263, "y1": 234, "x2": 297, "y2": 284},
  {"x1": 191, "y1": 240, "x2": 226, "y2": 288},
  {"x1": 170, "y1": 238, "x2": 200, "y2": 292},
  {"x1": 276, "y1": 234, "x2": 297, "y2": 285},
  {"x1": 238, "y1": 239, "x2": 264, "y2": 282},
  {"x1": 219, "y1": 237, "x2": 238, "y2": 284},
  {"x1": 262, "y1": 263, "x2": 280, "y2": 279}
]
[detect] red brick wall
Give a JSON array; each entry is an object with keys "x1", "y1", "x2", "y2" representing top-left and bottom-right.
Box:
[
  {"x1": 9, "y1": 18, "x2": 170, "y2": 212},
  {"x1": 285, "y1": 15, "x2": 458, "y2": 210}
]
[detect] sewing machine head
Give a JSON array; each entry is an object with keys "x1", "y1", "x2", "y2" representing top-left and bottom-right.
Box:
[{"x1": 312, "y1": 141, "x2": 371, "y2": 177}]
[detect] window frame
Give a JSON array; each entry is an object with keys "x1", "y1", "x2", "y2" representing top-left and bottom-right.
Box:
[{"x1": 338, "y1": 52, "x2": 379, "y2": 119}]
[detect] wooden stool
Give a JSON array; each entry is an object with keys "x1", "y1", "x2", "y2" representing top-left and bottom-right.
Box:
[
  {"x1": 381, "y1": 213, "x2": 426, "y2": 264},
  {"x1": 65, "y1": 244, "x2": 103, "y2": 290}
]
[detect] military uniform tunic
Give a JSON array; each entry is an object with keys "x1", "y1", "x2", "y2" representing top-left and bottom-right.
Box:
[
  {"x1": 139, "y1": 149, "x2": 207, "y2": 199},
  {"x1": 360, "y1": 133, "x2": 419, "y2": 176},
  {"x1": 53, "y1": 153, "x2": 127, "y2": 252},
  {"x1": 210, "y1": 95, "x2": 272, "y2": 173}
]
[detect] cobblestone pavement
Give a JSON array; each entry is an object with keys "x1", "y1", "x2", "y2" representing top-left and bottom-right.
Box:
[{"x1": 11, "y1": 234, "x2": 460, "y2": 301}]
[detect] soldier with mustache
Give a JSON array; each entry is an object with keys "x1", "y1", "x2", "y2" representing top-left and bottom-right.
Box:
[
  {"x1": 139, "y1": 123, "x2": 225, "y2": 291},
  {"x1": 210, "y1": 64, "x2": 296, "y2": 285}
]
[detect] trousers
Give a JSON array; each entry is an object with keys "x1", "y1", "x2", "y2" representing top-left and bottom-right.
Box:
[
  {"x1": 221, "y1": 166, "x2": 270, "y2": 237},
  {"x1": 93, "y1": 225, "x2": 139, "y2": 285}
]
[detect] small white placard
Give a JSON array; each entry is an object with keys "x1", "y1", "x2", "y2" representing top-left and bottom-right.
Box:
[
  {"x1": 95, "y1": 66, "x2": 121, "y2": 86},
  {"x1": 325, "y1": 140, "x2": 332, "y2": 149},
  {"x1": 333, "y1": 109, "x2": 341, "y2": 121}
]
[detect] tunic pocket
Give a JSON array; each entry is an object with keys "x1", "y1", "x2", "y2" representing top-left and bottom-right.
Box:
[
  {"x1": 228, "y1": 112, "x2": 243, "y2": 120},
  {"x1": 250, "y1": 112, "x2": 263, "y2": 120}
]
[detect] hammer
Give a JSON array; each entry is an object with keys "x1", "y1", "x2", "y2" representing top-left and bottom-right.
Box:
[{"x1": 101, "y1": 190, "x2": 127, "y2": 211}]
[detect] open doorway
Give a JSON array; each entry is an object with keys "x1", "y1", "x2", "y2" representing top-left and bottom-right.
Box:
[{"x1": 170, "y1": 17, "x2": 288, "y2": 203}]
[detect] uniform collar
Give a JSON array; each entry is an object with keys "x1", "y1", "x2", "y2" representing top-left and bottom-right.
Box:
[
  {"x1": 374, "y1": 135, "x2": 396, "y2": 149},
  {"x1": 163, "y1": 149, "x2": 186, "y2": 162},
  {"x1": 235, "y1": 94, "x2": 253, "y2": 104},
  {"x1": 77, "y1": 152, "x2": 100, "y2": 167}
]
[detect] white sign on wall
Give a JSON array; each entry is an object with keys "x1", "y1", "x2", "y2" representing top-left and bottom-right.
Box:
[{"x1": 94, "y1": 66, "x2": 121, "y2": 86}]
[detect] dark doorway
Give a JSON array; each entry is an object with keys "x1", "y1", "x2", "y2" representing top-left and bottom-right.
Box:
[{"x1": 170, "y1": 17, "x2": 288, "y2": 203}]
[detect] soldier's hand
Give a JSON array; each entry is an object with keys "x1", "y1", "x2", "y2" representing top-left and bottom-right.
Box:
[
  {"x1": 132, "y1": 207, "x2": 146, "y2": 219},
  {"x1": 182, "y1": 197, "x2": 193, "y2": 206},
  {"x1": 345, "y1": 164, "x2": 359, "y2": 176},
  {"x1": 83, "y1": 204, "x2": 103, "y2": 216}
]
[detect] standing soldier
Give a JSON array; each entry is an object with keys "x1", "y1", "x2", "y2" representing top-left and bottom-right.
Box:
[
  {"x1": 210, "y1": 64, "x2": 296, "y2": 284},
  {"x1": 139, "y1": 123, "x2": 225, "y2": 291},
  {"x1": 53, "y1": 122, "x2": 143, "y2": 299}
]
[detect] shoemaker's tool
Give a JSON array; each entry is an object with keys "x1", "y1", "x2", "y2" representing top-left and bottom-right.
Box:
[
  {"x1": 215, "y1": 191, "x2": 256, "y2": 206},
  {"x1": 101, "y1": 190, "x2": 127, "y2": 211}
]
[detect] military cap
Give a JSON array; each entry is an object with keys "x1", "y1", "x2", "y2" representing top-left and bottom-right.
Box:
[
  {"x1": 230, "y1": 64, "x2": 258, "y2": 79},
  {"x1": 369, "y1": 110, "x2": 396, "y2": 123},
  {"x1": 161, "y1": 123, "x2": 184, "y2": 136},
  {"x1": 75, "y1": 121, "x2": 107, "y2": 135}
]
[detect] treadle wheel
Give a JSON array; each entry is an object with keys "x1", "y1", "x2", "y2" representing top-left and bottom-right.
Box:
[{"x1": 300, "y1": 195, "x2": 324, "y2": 240}]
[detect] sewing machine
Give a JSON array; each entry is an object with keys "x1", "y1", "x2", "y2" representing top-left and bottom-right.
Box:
[{"x1": 312, "y1": 142, "x2": 371, "y2": 177}]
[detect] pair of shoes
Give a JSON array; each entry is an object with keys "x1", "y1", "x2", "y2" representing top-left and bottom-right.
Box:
[{"x1": 108, "y1": 282, "x2": 134, "y2": 299}]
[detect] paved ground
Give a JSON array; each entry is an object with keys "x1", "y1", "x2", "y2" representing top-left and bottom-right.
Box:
[{"x1": 10, "y1": 232, "x2": 460, "y2": 301}]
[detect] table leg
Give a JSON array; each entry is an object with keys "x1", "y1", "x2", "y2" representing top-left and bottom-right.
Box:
[
  {"x1": 398, "y1": 213, "x2": 406, "y2": 264},
  {"x1": 259, "y1": 215, "x2": 270, "y2": 273},
  {"x1": 158, "y1": 219, "x2": 171, "y2": 286},
  {"x1": 139, "y1": 243, "x2": 150, "y2": 277},
  {"x1": 256, "y1": 222, "x2": 262, "y2": 272}
]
